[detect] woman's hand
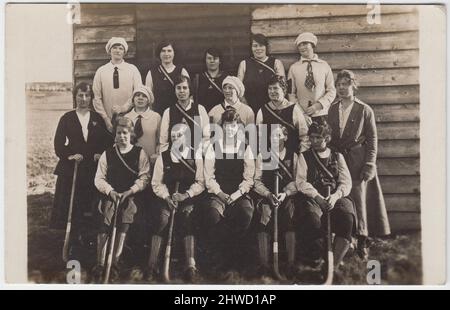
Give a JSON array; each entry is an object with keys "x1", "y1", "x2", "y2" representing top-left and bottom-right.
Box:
[
  {"x1": 217, "y1": 192, "x2": 230, "y2": 205},
  {"x1": 120, "y1": 189, "x2": 134, "y2": 204},
  {"x1": 360, "y1": 164, "x2": 376, "y2": 181},
  {"x1": 277, "y1": 192, "x2": 287, "y2": 204},
  {"x1": 68, "y1": 154, "x2": 84, "y2": 162},
  {"x1": 327, "y1": 192, "x2": 340, "y2": 209},
  {"x1": 228, "y1": 191, "x2": 242, "y2": 204},
  {"x1": 109, "y1": 190, "x2": 121, "y2": 204},
  {"x1": 172, "y1": 192, "x2": 189, "y2": 203},
  {"x1": 94, "y1": 154, "x2": 102, "y2": 161},
  {"x1": 165, "y1": 196, "x2": 178, "y2": 210},
  {"x1": 266, "y1": 193, "x2": 279, "y2": 207},
  {"x1": 314, "y1": 195, "x2": 332, "y2": 212}
]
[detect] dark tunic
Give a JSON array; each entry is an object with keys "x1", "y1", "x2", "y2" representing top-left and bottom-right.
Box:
[
  {"x1": 102, "y1": 145, "x2": 143, "y2": 225},
  {"x1": 50, "y1": 110, "x2": 112, "y2": 229},
  {"x1": 302, "y1": 148, "x2": 340, "y2": 197},
  {"x1": 260, "y1": 103, "x2": 299, "y2": 153},
  {"x1": 262, "y1": 148, "x2": 296, "y2": 192},
  {"x1": 168, "y1": 102, "x2": 202, "y2": 150},
  {"x1": 149, "y1": 65, "x2": 184, "y2": 115},
  {"x1": 195, "y1": 71, "x2": 226, "y2": 113},
  {"x1": 243, "y1": 57, "x2": 276, "y2": 114},
  {"x1": 214, "y1": 144, "x2": 246, "y2": 195},
  {"x1": 161, "y1": 149, "x2": 197, "y2": 194}
]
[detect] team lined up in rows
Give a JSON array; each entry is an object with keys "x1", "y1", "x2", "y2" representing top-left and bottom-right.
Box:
[{"x1": 51, "y1": 32, "x2": 390, "y2": 283}]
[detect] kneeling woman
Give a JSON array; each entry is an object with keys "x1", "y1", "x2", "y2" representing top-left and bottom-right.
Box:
[
  {"x1": 253, "y1": 125, "x2": 299, "y2": 276},
  {"x1": 296, "y1": 121, "x2": 355, "y2": 270},
  {"x1": 203, "y1": 108, "x2": 256, "y2": 273},
  {"x1": 93, "y1": 117, "x2": 151, "y2": 282},
  {"x1": 148, "y1": 125, "x2": 205, "y2": 283}
]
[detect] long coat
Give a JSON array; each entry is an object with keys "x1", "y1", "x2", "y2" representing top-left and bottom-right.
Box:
[
  {"x1": 50, "y1": 110, "x2": 113, "y2": 230},
  {"x1": 328, "y1": 98, "x2": 390, "y2": 237}
]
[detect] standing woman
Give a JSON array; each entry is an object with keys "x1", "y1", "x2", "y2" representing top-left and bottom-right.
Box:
[
  {"x1": 194, "y1": 48, "x2": 226, "y2": 113},
  {"x1": 328, "y1": 70, "x2": 390, "y2": 260},
  {"x1": 145, "y1": 40, "x2": 190, "y2": 115},
  {"x1": 237, "y1": 33, "x2": 285, "y2": 114},
  {"x1": 50, "y1": 82, "x2": 113, "y2": 249}
]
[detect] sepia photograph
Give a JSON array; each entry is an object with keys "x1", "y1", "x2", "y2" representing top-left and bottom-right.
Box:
[{"x1": 3, "y1": 1, "x2": 447, "y2": 287}]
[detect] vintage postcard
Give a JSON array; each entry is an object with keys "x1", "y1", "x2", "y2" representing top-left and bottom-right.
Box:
[{"x1": 3, "y1": 1, "x2": 447, "y2": 287}]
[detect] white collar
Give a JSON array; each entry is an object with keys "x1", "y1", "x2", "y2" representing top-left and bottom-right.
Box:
[
  {"x1": 117, "y1": 144, "x2": 133, "y2": 154},
  {"x1": 223, "y1": 99, "x2": 241, "y2": 109},
  {"x1": 170, "y1": 147, "x2": 191, "y2": 162},
  {"x1": 177, "y1": 98, "x2": 193, "y2": 111},
  {"x1": 268, "y1": 98, "x2": 292, "y2": 110},
  {"x1": 110, "y1": 60, "x2": 125, "y2": 68},
  {"x1": 300, "y1": 54, "x2": 321, "y2": 63},
  {"x1": 316, "y1": 148, "x2": 331, "y2": 158},
  {"x1": 220, "y1": 138, "x2": 243, "y2": 153},
  {"x1": 129, "y1": 107, "x2": 152, "y2": 120}
]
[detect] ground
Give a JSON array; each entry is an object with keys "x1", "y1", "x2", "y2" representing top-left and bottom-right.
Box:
[{"x1": 26, "y1": 91, "x2": 423, "y2": 285}]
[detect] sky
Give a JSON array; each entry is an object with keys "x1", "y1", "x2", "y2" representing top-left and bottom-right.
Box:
[{"x1": 6, "y1": 3, "x2": 73, "y2": 83}]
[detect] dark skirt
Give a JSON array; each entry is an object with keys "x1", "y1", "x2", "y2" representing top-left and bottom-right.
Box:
[{"x1": 49, "y1": 172, "x2": 98, "y2": 231}]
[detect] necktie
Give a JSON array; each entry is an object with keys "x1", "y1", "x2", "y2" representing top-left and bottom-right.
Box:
[
  {"x1": 113, "y1": 67, "x2": 119, "y2": 89},
  {"x1": 304, "y1": 60, "x2": 315, "y2": 90},
  {"x1": 135, "y1": 115, "x2": 143, "y2": 139}
]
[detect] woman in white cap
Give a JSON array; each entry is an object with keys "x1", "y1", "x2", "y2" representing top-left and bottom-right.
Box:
[
  {"x1": 93, "y1": 37, "x2": 143, "y2": 132},
  {"x1": 145, "y1": 40, "x2": 190, "y2": 115},
  {"x1": 124, "y1": 85, "x2": 161, "y2": 165},
  {"x1": 237, "y1": 33, "x2": 285, "y2": 114},
  {"x1": 287, "y1": 32, "x2": 336, "y2": 126},
  {"x1": 123, "y1": 86, "x2": 161, "y2": 266},
  {"x1": 208, "y1": 76, "x2": 255, "y2": 126},
  {"x1": 328, "y1": 70, "x2": 390, "y2": 261}
]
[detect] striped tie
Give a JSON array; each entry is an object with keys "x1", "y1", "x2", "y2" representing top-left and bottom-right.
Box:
[{"x1": 304, "y1": 60, "x2": 315, "y2": 90}]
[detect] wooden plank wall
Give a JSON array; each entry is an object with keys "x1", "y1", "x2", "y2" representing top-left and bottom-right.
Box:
[
  {"x1": 252, "y1": 4, "x2": 420, "y2": 232},
  {"x1": 135, "y1": 4, "x2": 252, "y2": 78},
  {"x1": 73, "y1": 4, "x2": 137, "y2": 87},
  {"x1": 72, "y1": 4, "x2": 420, "y2": 232}
]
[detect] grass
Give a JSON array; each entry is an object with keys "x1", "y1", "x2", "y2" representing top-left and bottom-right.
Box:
[{"x1": 26, "y1": 90, "x2": 423, "y2": 285}]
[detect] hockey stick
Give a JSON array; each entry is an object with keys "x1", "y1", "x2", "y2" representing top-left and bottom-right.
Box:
[
  {"x1": 162, "y1": 181, "x2": 180, "y2": 283},
  {"x1": 62, "y1": 160, "x2": 79, "y2": 262}
]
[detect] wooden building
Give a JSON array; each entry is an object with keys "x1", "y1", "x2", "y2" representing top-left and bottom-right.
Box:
[{"x1": 72, "y1": 3, "x2": 420, "y2": 232}]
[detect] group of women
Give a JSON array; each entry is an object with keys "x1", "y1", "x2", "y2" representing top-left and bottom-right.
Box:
[{"x1": 50, "y1": 32, "x2": 390, "y2": 284}]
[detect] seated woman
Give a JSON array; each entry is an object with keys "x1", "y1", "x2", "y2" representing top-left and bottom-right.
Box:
[
  {"x1": 296, "y1": 121, "x2": 355, "y2": 272},
  {"x1": 124, "y1": 85, "x2": 161, "y2": 165},
  {"x1": 92, "y1": 117, "x2": 151, "y2": 282},
  {"x1": 208, "y1": 76, "x2": 255, "y2": 126},
  {"x1": 328, "y1": 70, "x2": 390, "y2": 260},
  {"x1": 147, "y1": 124, "x2": 205, "y2": 283},
  {"x1": 253, "y1": 125, "x2": 299, "y2": 277},
  {"x1": 50, "y1": 82, "x2": 112, "y2": 256},
  {"x1": 203, "y1": 108, "x2": 255, "y2": 276},
  {"x1": 256, "y1": 75, "x2": 308, "y2": 154},
  {"x1": 159, "y1": 75, "x2": 209, "y2": 153}
]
